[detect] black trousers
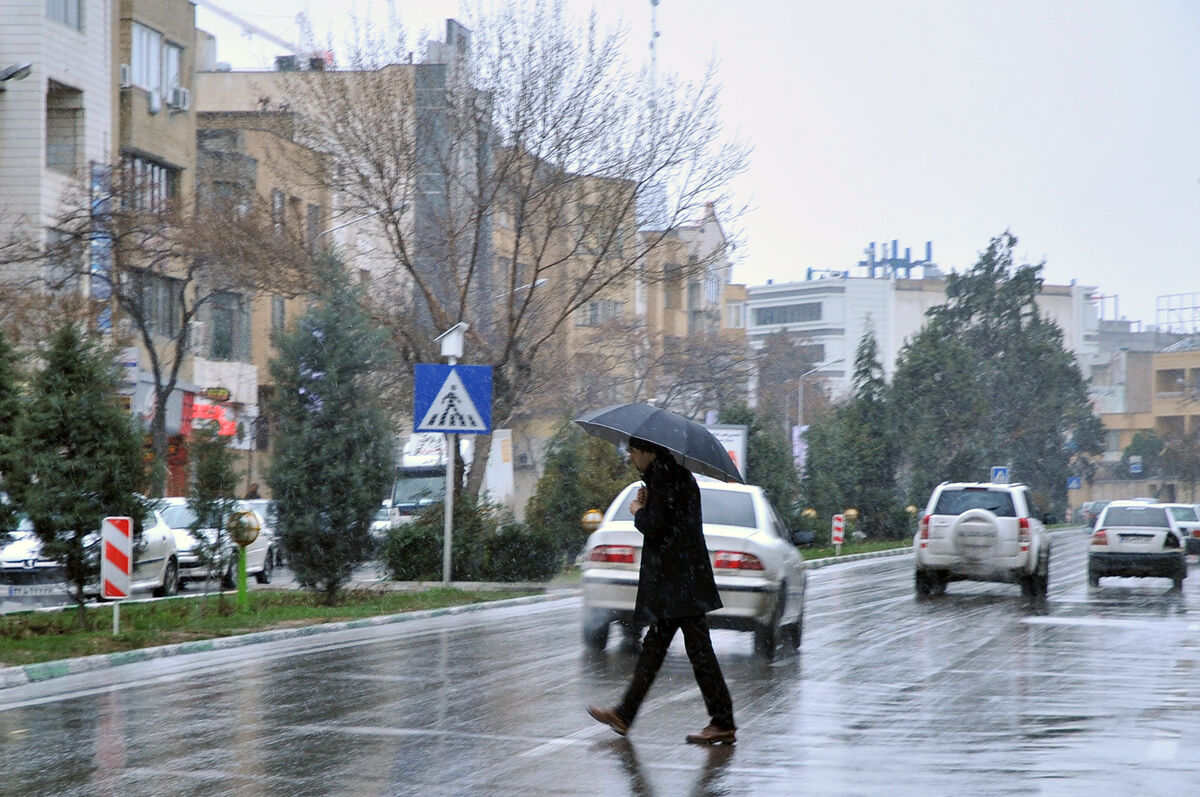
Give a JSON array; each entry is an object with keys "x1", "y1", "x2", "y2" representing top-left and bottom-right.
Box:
[{"x1": 616, "y1": 614, "x2": 735, "y2": 730}]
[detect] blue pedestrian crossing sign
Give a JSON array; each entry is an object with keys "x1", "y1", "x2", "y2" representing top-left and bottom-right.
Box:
[
  {"x1": 414, "y1": 364, "x2": 492, "y2": 434},
  {"x1": 990, "y1": 465, "x2": 1009, "y2": 483},
  {"x1": 1066, "y1": 476, "x2": 1082, "y2": 490}
]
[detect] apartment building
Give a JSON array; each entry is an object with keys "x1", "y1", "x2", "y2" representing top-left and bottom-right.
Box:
[{"x1": 0, "y1": 0, "x2": 114, "y2": 274}]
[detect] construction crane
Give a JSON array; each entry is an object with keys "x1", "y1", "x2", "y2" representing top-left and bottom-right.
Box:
[{"x1": 194, "y1": 0, "x2": 301, "y2": 56}]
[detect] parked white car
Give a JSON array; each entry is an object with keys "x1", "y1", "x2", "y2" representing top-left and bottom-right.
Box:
[
  {"x1": 158, "y1": 498, "x2": 274, "y2": 588},
  {"x1": 1088, "y1": 501, "x2": 1186, "y2": 589},
  {"x1": 0, "y1": 510, "x2": 179, "y2": 598},
  {"x1": 914, "y1": 481, "x2": 1052, "y2": 598},
  {"x1": 580, "y1": 479, "x2": 807, "y2": 659}
]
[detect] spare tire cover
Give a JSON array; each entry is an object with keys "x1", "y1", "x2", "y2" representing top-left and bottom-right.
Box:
[{"x1": 951, "y1": 508, "x2": 1000, "y2": 561}]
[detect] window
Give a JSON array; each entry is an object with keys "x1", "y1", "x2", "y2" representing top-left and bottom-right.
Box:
[
  {"x1": 131, "y1": 23, "x2": 162, "y2": 92},
  {"x1": 306, "y1": 203, "x2": 321, "y2": 251},
  {"x1": 271, "y1": 296, "x2": 286, "y2": 332},
  {"x1": 753, "y1": 302, "x2": 822, "y2": 326},
  {"x1": 122, "y1": 154, "x2": 179, "y2": 212},
  {"x1": 130, "y1": 270, "x2": 183, "y2": 338},
  {"x1": 271, "y1": 190, "x2": 285, "y2": 235},
  {"x1": 45, "y1": 0, "x2": 81, "y2": 30},
  {"x1": 576, "y1": 299, "x2": 624, "y2": 326},
  {"x1": 726, "y1": 302, "x2": 745, "y2": 329},
  {"x1": 45, "y1": 81, "x2": 82, "y2": 174},
  {"x1": 208, "y1": 291, "x2": 251, "y2": 362},
  {"x1": 163, "y1": 42, "x2": 182, "y2": 92},
  {"x1": 933, "y1": 488, "x2": 1016, "y2": 518}
]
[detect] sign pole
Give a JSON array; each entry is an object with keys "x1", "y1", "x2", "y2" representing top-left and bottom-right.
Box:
[
  {"x1": 113, "y1": 603, "x2": 120, "y2": 635},
  {"x1": 443, "y1": 430, "x2": 455, "y2": 586}
]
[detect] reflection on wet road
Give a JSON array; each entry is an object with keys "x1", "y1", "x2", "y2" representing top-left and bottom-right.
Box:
[{"x1": 2, "y1": 529, "x2": 1198, "y2": 795}]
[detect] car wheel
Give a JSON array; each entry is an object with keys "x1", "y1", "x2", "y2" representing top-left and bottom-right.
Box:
[
  {"x1": 915, "y1": 569, "x2": 938, "y2": 597},
  {"x1": 1087, "y1": 564, "x2": 1100, "y2": 587},
  {"x1": 255, "y1": 549, "x2": 274, "y2": 584},
  {"x1": 153, "y1": 557, "x2": 179, "y2": 598},
  {"x1": 781, "y1": 614, "x2": 803, "y2": 650},
  {"x1": 583, "y1": 609, "x2": 610, "y2": 650},
  {"x1": 1035, "y1": 550, "x2": 1050, "y2": 598}
]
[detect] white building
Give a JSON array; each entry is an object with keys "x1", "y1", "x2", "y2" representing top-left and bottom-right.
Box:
[
  {"x1": 746, "y1": 270, "x2": 1100, "y2": 399},
  {"x1": 1, "y1": 0, "x2": 115, "y2": 262}
]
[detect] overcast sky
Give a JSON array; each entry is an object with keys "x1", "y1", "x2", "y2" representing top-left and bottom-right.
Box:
[{"x1": 196, "y1": 0, "x2": 1200, "y2": 330}]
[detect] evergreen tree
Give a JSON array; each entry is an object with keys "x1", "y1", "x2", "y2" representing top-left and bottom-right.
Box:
[
  {"x1": 1120, "y1": 430, "x2": 1163, "y2": 480},
  {"x1": 890, "y1": 233, "x2": 1102, "y2": 512},
  {"x1": 186, "y1": 422, "x2": 241, "y2": 607},
  {"x1": 267, "y1": 263, "x2": 394, "y2": 604},
  {"x1": 719, "y1": 403, "x2": 801, "y2": 527},
  {"x1": 524, "y1": 422, "x2": 638, "y2": 559},
  {"x1": 801, "y1": 327, "x2": 905, "y2": 538},
  {"x1": 7, "y1": 322, "x2": 147, "y2": 621},
  {"x1": 0, "y1": 329, "x2": 22, "y2": 541}
]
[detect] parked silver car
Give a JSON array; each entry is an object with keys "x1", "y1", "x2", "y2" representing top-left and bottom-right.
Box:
[
  {"x1": 159, "y1": 498, "x2": 274, "y2": 588},
  {"x1": 580, "y1": 479, "x2": 807, "y2": 659},
  {"x1": 0, "y1": 510, "x2": 179, "y2": 599}
]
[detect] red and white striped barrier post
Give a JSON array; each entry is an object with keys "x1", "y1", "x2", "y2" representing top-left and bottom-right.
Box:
[{"x1": 101, "y1": 517, "x2": 132, "y2": 634}]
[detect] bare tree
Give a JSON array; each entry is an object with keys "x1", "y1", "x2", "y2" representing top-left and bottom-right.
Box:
[
  {"x1": 0, "y1": 164, "x2": 314, "y2": 494},
  {"x1": 261, "y1": 5, "x2": 749, "y2": 496}
]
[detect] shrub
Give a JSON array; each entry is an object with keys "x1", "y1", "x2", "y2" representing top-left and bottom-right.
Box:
[{"x1": 484, "y1": 522, "x2": 563, "y2": 582}]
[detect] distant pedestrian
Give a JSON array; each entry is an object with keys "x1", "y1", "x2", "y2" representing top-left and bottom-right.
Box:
[
  {"x1": 244, "y1": 482, "x2": 261, "y2": 500},
  {"x1": 588, "y1": 437, "x2": 736, "y2": 745}
]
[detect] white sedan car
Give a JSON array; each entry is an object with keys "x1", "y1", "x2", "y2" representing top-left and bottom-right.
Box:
[
  {"x1": 580, "y1": 479, "x2": 807, "y2": 659},
  {"x1": 1088, "y1": 501, "x2": 1186, "y2": 589},
  {"x1": 159, "y1": 498, "x2": 274, "y2": 588},
  {"x1": 0, "y1": 510, "x2": 179, "y2": 598}
]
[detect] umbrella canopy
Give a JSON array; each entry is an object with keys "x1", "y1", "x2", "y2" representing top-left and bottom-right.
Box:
[{"x1": 574, "y1": 403, "x2": 743, "y2": 483}]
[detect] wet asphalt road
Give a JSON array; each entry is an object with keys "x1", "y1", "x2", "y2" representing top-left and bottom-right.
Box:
[{"x1": 2, "y1": 529, "x2": 1199, "y2": 795}]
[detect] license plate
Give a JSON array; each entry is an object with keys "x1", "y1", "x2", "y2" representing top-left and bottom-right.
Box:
[
  {"x1": 1118, "y1": 535, "x2": 1152, "y2": 544},
  {"x1": 4, "y1": 585, "x2": 67, "y2": 597}
]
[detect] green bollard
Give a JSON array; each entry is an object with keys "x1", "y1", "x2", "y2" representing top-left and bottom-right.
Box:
[{"x1": 238, "y1": 544, "x2": 249, "y2": 612}]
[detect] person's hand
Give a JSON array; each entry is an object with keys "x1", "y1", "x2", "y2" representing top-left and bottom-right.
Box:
[{"x1": 630, "y1": 486, "x2": 647, "y2": 514}]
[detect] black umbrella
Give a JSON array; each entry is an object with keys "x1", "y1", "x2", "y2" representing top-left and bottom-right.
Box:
[{"x1": 574, "y1": 403, "x2": 743, "y2": 483}]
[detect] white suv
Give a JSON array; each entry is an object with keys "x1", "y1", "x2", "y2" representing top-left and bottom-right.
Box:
[{"x1": 914, "y1": 481, "x2": 1051, "y2": 598}]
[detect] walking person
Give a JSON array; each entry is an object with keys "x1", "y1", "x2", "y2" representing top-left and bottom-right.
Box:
[{"x1": 588, "y1": 437, "x2": 736, "y2": 745}]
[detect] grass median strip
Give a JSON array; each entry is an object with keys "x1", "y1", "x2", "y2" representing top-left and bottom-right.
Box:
[{"x1": 0, "y1": 587, "x2": 538, "y2": 667}]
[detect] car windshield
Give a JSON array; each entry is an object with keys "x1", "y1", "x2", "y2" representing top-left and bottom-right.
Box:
[
  {"x1": 238, "y1": 499, "x2": 275, "y2": 522},
  {"x1": 392, "y1": 476, "x2": 444, "y2": 505},
  {"x1": 1166, "y1": 506, "x2": 1198, "y2": 522},
  {"x1": 610, "y1": 488, "x2": 757, "y2": 528},
  {"x1": 933, "y1": 488, "x2": 1016, "y2": 517},
  {"x1": 1102, "y1": 505, "x2": 1170, "y2": 527},
  {"x1": 161, "y1": 504, "x2": 197, "y2": 529}
]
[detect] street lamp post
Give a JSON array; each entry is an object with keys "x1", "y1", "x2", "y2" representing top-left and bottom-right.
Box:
[{"x1": 797, "y1": 358, "x2": 844, "y2": 427}]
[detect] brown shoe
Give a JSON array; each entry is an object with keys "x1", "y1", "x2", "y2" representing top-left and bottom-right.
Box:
[
  {"x1": 588, "y1": 705, "x2": 630, "y2": 736},
  {"x1": 685, "y1": 724, "x2": 736, "y2": 745}
]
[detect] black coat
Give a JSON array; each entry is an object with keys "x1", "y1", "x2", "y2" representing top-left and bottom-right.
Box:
[{"x1": 632, "y1": 457, "x2": 722, "y2": 623}]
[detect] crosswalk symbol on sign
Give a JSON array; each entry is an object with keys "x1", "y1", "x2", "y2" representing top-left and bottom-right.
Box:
[{"x1": 419, "y1": 369, "x2": 483, "y2": 431}]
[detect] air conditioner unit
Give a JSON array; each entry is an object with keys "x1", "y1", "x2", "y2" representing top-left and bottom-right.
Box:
[
  {"x1": 119, "y1": 63, "x2": 132, "y2": 88},
  {"x1": 168, "y1": 86, "x2": 190, "y2": 111},
  {"x1": 147, "y1": 89, "x2": 161, "y2": 114}
]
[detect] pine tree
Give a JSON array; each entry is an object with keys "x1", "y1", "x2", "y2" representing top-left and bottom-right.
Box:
[
  {"x1": 7, "y1": 322, "x2": 147, "y2": 621},
  {"x1": 267, "y1": 263, "x2": 394, "y2": 604},
  {"x1": 186, "y1": 422, "x2": 241, "y2": 608},
  {"x1": 524, "y1": 422, "x2": 638, "y2": 559},
  {"x1": 0, "y1": 329, "x2": 23, "y2": 540}
]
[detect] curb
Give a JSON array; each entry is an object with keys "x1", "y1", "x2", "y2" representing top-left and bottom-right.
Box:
[
  {"x1": 804, "y1": 547, "x2": 911, "y2": 569},
  {"x1": 0, "y1": 590, "x2": 575, "y2": 692}
]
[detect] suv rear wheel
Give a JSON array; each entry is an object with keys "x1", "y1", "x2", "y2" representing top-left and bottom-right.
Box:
[{"x1": 915, "y1": 568, "x2": 945, "y2": 597}]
